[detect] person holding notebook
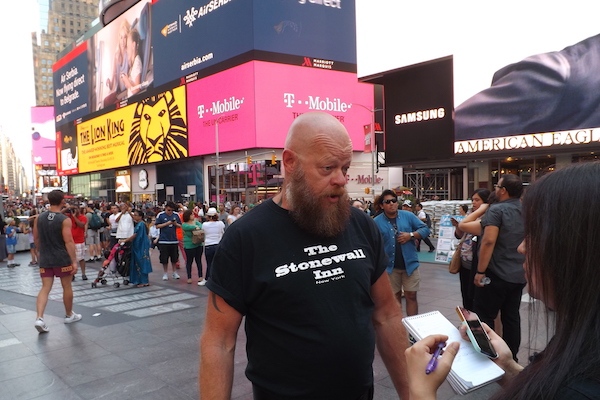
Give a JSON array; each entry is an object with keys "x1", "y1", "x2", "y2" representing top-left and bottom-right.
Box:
[{"x1": 405, "y1": 162, "x2": 600, "y2": 399}]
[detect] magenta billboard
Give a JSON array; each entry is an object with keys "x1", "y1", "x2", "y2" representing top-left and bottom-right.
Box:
[
  {"x1": 31, "y1": 106, "x2": 57, "y2": 165},
  {"x1": 187, "y1": 61, "x2": 374, "y2": 155}
]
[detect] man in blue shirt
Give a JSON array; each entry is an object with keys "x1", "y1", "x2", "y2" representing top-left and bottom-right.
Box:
[
  {"x1": 374, "y1": 190, "x2": 430, "y2": 316},
  {"x1": 155, "y1": 201, "x2": 182, "y2": 281}
]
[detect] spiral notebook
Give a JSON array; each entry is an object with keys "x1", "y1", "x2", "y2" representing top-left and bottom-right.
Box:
[{"x1": 402, "y1": 310, "x2": 505, "y2": 394}]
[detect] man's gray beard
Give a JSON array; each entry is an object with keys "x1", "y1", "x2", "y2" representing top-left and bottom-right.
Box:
[{"x1": 286, "y1": 168, "x2": 351, "y2": 238}]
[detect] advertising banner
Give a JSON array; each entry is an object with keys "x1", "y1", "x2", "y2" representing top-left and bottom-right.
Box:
[
  {"x1": 367, "y1": 57, "x2": 455, "y2": 164},
  {"x1": 53, "y1": 43, "x2": 90, "y2": 125},
  {"x1": 253, "y1": 0, "x2": 356, "y2": 65},
  {"x1": 31, "y1": 106, "x2": 57, "y2": 165},
  {"x1": 152, "y1": 0, "x2": 254, "y2": 87},
  {"x1": 253, "y1": 61, "x2": 373, "y2": 150},
  {"x1": 76, "y1": 85, "x2": 188, "y2": 173},
  {"x1": 187, "y1": 61, "x2": 373, "y2": 155},
  {"x1": 187, "y1": 62, "x2": 256, "y2": 156},
  {"x1": 88, "y1": 0, "x2": 153, "y2": 113},
  {"x1": 56, "y1": 123, "x2": 79, "y2": 176}
]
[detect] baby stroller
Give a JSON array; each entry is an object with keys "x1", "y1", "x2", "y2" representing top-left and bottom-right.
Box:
[{"x1": 91, "y1": 242, "x2": 131, "y2": 288}]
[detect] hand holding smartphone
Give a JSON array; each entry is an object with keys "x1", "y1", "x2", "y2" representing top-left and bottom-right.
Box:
[{"x1": 456, "y1": 306, "x2": 498, "y2": 359}]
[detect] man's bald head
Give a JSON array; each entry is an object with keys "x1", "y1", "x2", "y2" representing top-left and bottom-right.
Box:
[{"x1": 285, "y1": 112, "x2": 352, "y2": 157}]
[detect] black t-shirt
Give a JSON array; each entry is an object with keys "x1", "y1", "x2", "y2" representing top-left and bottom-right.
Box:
[
  {"x1": 386, "y1": 216, "x2": 406, "y2": 270},
  {"x1": 207, "y1": 199, "x2": 388, "y2": 399}
]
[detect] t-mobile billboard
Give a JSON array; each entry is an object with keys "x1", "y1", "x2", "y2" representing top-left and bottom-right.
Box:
[{"x1": 187, "y1": 61, "x2": 373, "y2": 155}]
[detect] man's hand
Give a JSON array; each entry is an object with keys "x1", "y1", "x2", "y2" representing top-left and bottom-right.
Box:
[
  {"x1": 474, "y1": 272, "x2": 487, "y2": 287},
  {"x1": 397, "y1": 232, "x2": 412, "y2": 244}
]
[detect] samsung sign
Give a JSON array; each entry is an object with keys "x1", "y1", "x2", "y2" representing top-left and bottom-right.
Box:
[
  {"x1": 363, "y1": 57, "x2": 454, "y2": 165},
  {"x1": 395, "y1": 107, "x2": 446, "y2": 124}
]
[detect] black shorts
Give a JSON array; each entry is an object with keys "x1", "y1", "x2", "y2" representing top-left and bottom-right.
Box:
[{"x1": 158, "y1": 243, "x2": 179, "y2": 265}]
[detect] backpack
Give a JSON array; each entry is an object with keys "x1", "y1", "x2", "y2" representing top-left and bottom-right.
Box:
[
  {"x1": 89, "y1": 212, "x2": 102, "y2": 230},
  {"x1": 425, "y1": 213, "x2": 432, "y2": 228}
]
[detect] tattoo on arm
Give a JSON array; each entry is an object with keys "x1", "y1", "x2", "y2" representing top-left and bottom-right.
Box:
[{"x1": 211, "y1": 292, "x2": 223, "y2": 313}]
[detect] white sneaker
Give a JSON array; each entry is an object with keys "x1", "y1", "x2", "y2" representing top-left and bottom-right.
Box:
[
  {"x1": 162, "y1": 273, "x2": 169, "y2": 281},
  {"x1": 64, "y1": 312, "x2": 82, "y2": 324},
  {"x1": 198, "y1": 279, "x2": 207, "y2": 286},
  {"x1": 35, "y1": 318, "x2": 49, "y2": 333},
  {"x1": 172, "y1": 272, "x2": 181, "y2": 280}
]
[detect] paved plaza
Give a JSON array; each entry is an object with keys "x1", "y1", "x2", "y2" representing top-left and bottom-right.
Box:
[{"x1": 0, "y1": 244, "x2": 545, "y2": 400}]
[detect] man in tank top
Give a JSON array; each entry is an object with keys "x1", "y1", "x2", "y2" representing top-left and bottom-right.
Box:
[{"x1": 33, "y1": 190, "x2": 82, "y2": 333}]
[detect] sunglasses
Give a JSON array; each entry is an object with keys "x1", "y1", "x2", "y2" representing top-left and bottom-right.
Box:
[{"x1": 382, "y1": 198, "x2": 398, "y2": 204}]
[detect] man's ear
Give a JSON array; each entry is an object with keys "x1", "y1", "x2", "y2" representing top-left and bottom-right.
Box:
[{"x1": 282, "y1": 149, "x2": 296, "y2": 175}]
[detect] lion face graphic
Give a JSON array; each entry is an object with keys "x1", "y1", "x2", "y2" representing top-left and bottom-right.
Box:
[{"x1": 128, "y1": 90, "x2": 188, "y2": 165}]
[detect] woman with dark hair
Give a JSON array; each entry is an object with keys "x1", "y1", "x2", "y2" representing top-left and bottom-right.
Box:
[
  {"x1": 121, "y1": 209, "x2": 152, "y2": 287},
  {"x1": 451, "y1": 188, "x2": 491, "y2": 309},
  {"x1": 181, "y1": 209, "x2": 204, "y2": 284},
  {"x1": 406, "y1": 162, "x2": 600, "y2": 399}
]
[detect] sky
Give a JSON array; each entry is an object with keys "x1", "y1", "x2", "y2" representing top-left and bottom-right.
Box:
[
  {"x1": 356, "y1": 0, "x2": 600, "y2": 106},
  {"x1": 0, "y1": 0, "x2": 39, "y2": 175}
]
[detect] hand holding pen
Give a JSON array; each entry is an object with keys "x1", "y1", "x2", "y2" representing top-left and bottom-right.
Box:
[
  {"x1": 426, "y1": 342, "x2": 446, "y2": 374},
  {"x1": 405, "y1": 335, "x2": 460, "y2": 398}
]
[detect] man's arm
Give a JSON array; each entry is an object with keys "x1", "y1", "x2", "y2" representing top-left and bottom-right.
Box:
[
  {"x1": 474, "y1": 225, "x2": 499, "y2": 287},
  {"x1": 199, "y1": 291, "x2": 243, "y2": 400},
  {"x1": 371, "y1": 273, "x2": 410, "y2": 399},
  {"x1": 62, "y1": 218, "x2": 78, "y2": 273}
]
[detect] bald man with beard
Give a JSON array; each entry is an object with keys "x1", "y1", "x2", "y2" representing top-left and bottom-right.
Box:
[{"x1": 200, "y1": 112, "x2": 410, "y2": 400}]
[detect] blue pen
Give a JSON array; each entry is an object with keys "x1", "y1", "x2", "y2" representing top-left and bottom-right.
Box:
[{"x1": 425, "y1": 342, "x2": 446, "y2": 374}]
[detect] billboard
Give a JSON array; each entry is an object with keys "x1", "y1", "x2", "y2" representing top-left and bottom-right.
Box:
[
  {"x1": 63, "y1": 85, "x2": 187, "y2": 175},
  {"x1": 31, "y1": 106, "x2": 57, "y2": 165},
  {"x1": 152, "y1": 0, "x2": 356, "y2": 87},
  {"x1": 53, "y1": 43, "x2": 90, "y2": 124},
  {"x1": 367, "y1": 58, "x2": 455, "y2": 164},
  {"x1": 56, "y1": 123, "x2": 79, "y2": 176},
  {"x1": 253, "y1": 0, "x2": 356, "y2": 65},
  {"x1": 152, "y1": 0, "x2": 254, "y2": 86},
  {"x1": 55, "y1": 0, "x2": 357, "y2": 125},
  {"x1": 357, "y1": 1, "x2": 600, "y2": 157},
  {"x1": 187, "y1": 61, "x2": 373, "y2": 155},
  {"x1": 88, "y1": 0, "x2": 153, "y2": 113}
]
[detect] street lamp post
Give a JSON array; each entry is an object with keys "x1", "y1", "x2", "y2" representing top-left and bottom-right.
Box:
[
  {"x1": 215, "y1": 121, "x2": 219, "y2": 204},
  {"x1": 352, "y1": 104, "x2": 383, "y2": 201}
]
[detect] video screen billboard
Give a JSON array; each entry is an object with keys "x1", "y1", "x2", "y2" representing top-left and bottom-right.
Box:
[
  {"x1": 187, "y1": 61, "x2": 373, "y2": 155},
  {"x1": 88, "y1": 0, "x2": 153, "y2": 113},
  {"x1": 31, "y1": 106, "x2": 57, "y2": 165}
]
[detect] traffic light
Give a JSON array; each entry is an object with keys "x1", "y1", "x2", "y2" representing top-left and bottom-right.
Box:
[
  {"x1": 246, "y1": 156, "x2": 252, "y2": 164},
  {"x1": 364, "y1": 187, "x2": 370, "y2": 194},
  {"x1": 271, "y1": 154, "x2": 277, "y2": 164}
]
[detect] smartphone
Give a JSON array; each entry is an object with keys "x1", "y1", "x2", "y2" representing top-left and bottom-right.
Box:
[{"x1": 456, "y1": 306, "x2": 498, "y2": 359}]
